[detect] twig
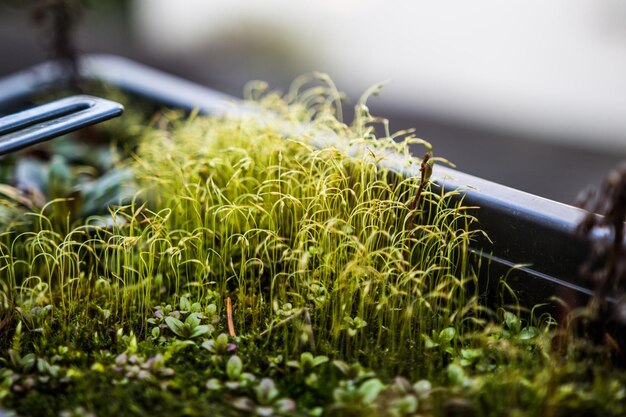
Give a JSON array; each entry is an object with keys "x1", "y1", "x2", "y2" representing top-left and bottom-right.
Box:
[
  {"x1": 259, "y1": 308, "x2": 306, "y2": 337},
  {"x1": 405, "y1": 152, "x2": 432, "y2": 262},
  {"x1": 226, "y1": 297, "x2": 236, "y2": 337},
  {"x1": 257, "y1": 308, "x2": 316, "y2": 351}
]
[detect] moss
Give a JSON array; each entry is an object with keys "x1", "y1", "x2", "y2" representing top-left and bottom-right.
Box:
[{"x1": 0, "y1": 79, "x2": 625, "y2": 416}]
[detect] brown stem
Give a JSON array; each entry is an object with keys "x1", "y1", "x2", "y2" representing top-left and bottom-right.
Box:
[
  {"x1": 226, "y1": 297, "x2": 236, "y2": 337},
  {"x1": 404, "y1": 152, "x2": 432, "y2": 263},
  {"x1": 259, "y1": 308, "x2": 305, "y2": 337}
]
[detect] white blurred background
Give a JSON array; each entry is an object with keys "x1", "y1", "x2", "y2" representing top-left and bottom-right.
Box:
[
  {"x1": 133, "y1": 0, "x2": 626, "y2": 152},
  {"x1": 1, "y1": 0, "x2": 625, "y2": 203}
]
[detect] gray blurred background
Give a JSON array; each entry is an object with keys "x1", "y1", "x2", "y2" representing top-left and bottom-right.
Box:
[{"x1": 1, "y1": 0, "x2": 625, "y2": 205}]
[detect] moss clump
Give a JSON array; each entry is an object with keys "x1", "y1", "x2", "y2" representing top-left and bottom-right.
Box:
[{"x1": 0, "y1": 79, "x2": 625, "y2": 416}]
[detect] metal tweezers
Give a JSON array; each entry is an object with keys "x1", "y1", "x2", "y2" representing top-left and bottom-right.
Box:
[{"x1": 0, "y1": 95, "x2": 124, "y2": 156}]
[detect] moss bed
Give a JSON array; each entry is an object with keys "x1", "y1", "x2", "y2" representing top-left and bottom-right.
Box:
[{"x1": 0, "y1": 81, "x2": 625, "y2": 417}]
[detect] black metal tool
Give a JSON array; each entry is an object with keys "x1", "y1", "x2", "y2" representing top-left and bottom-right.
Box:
[{"x1": 0, "y1": 95, "x2": 123, "y2": 156}]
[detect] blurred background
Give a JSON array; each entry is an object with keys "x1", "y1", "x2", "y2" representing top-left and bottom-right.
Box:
[{"x1": 1, "y1": 0, "x2": 625, "y2": 204}]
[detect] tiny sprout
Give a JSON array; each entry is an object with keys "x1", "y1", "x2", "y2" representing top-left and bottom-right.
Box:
[
  {"x1": 275, "y1": 302, "x2": 294, "y2": 318},
  {"x1": 226, "y1": 355, "x2": 243, "y2": 380},
  {"x1": 501, "y1": 311, "x2": 539, "y2": 342},
  {"x1": 179, "y1": 296, "x2": 191, "y2": 313},
  {"x1": 332, "y1": 377, "x2": 386, "y2": 412},
  {"x1": 332, "y1": 360, "x2": 375, "y2": 382},
  {"x1": 8, "y1": 350, "x2": 36, "y2": 373},
  {"x1": 267, "y1": 354, "x2": 284, "y2": 368},
  {"x1": 504, "y1": 311, "x2": 522, "y2": 335},
  {"x1": 165, "y1": 313, "x2": 212, "y2": 339},
  {"x1": 223, "y1": 355, "x2": 255, "y2": 390},
  {"x1": 459, "y1": 349, "x2": 483, "y2": 367},
  {"x1": 341, "y1": 316, "x2": 367, "y2": 337},
  {"x1": 286, "y1": 352, "x2": 329, "y2": 373},
  {"x1": 202, "y1": 333, "x2": 232, "y2": 355},
  {"x1": 423, "y1": 327, "x2": 456, "y2": 354},
  {"x1": 231, "y1": 378, "x2": 296, "y2": 416},
  {"x1": 307, "y1": 282, "x2": 327, "y2": 306}
]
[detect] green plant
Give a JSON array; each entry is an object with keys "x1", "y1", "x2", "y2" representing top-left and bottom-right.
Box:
[
  {"x1": 501, "y1": 311, "x2": 539, "y2": 342},
  {"x1": 423, "y1": 326, "x2": 457, "y2": 354},
  {"x1": 330, "y1": 377, "x2": 386, "y2": 416},
  {"x1": 0, "y1": 155, "x2": 133, "y2": 231},
  {"x1": 231, "y1": 378, "x2": 296, "y2": 416},
  {"x1": 164, "y1": 311, "x2": 212, "y2": 340},
  {"x1": 0, "y1": 77, "x2": 625, "y2": 417}
]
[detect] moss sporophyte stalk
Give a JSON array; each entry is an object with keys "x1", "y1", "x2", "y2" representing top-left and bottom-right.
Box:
[{"x1": 0, "y1": 78, "x2": 625, "y2": 417}]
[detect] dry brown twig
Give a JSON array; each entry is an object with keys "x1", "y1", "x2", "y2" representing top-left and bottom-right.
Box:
[
  {"x1": 226, "y1": 296, "x2": 236, "y2": 338},
  {"x1": 404, "y1": 152, "x2": 433, "y2": 263}
]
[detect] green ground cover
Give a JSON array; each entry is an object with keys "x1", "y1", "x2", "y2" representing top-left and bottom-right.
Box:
[{"x1": 0, "y1": 81, "x2": 624, "y2": 417}]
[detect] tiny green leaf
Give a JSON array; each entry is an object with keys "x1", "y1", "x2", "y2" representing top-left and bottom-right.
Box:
[
  {"x1": 358, "y1": 378, "x2": 385, "y2": 404},
  {"x1": 413, "y1": 379, "x2": 432, "y2": 396},
  {"x1": 21, "y1": 353, "x2": 37, "y2": 372},
  {"x1": 300, "y1": 352, "x2": 313, "y2": 365},
  {"x1": 190, "y1": 325, "x2": 210, "y2": 339},
  {"x1": 206, "y1": 378, "x2": 222, "y2": 390},
  {"x1": 185, "y1": 312, "x2": 201, "y2": 328},
  {"x1": 519, "y1": 326, "x2": 539, "y2": 340},
  {"x1": 504, "y1": 311, "x2": 522, "y2": 334},
  {"x1": 37, "y1": 358, "x2": 49, "y2": 374},
  {"x1": 461, "y1": 348, "x2": 482, "y2": 360},
  {"x1": 286, "y1": 360, "x2": 300, "y2": 369},
  {"x1": 394, "y1": 395, "x2": 418, "y2": 414},
  {"x1": 227, "y1": 355, "x2": 243, "y2": 380},
  {"x1": 165, "y1": 316, "x2": 186, "y2": 338},
  {"x1": 447, "y1": 364, "x2": 466, "y2": 386},
  {"x1": 48, "y1": 364, "x2": 59, "y2": 378},
  {"x1": 333, "y1": 360, "x2": 350, "y2": 375},
  {"x1": 206, "y1": 304, "x2": 217, "y2": 315},
  {"x1": 312, "y1": 355, "x2": 329, "y2": 368},
  {"x1": 305, "y1": 373, "x2": 319, "y2": 387},
  {"x1": 8, "y1": 349, "x2": 21, "y2": 368},
  {"x1": 422, "y1": 335, "x2": 438, "y2": 349},
  {"x1": 255, "y1": 378, "x2": 279, "y2": 404},
  {"x1": 215, "y1": 333, "x2": 229, "y2": 351},
  {"x1": 163, "y1": 340, "x2": 195, "y2": 362},
  {"x1": 179, "y1": 296, "x2": 191, "y2": 312},
  {"x1": 439, "y1": 327, "x2": 456, "y2": 343}
]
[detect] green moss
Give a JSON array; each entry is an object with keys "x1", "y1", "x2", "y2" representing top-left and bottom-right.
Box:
[{"x1": 0, "y1": 79, "x2": 625, "y2": 416}]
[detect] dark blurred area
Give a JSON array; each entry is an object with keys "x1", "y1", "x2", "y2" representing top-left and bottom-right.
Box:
[{"x1": 1, "y1": 0, "x2": 625, "y2": 205}]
